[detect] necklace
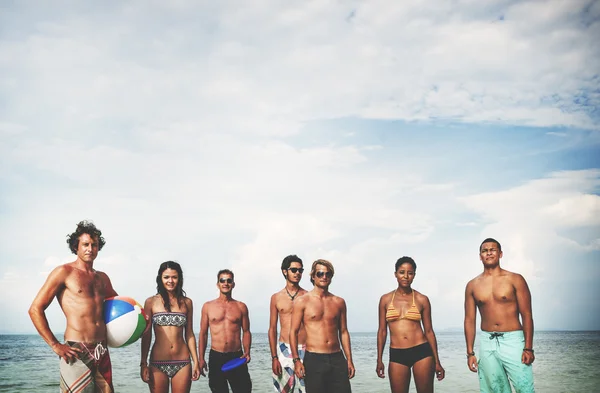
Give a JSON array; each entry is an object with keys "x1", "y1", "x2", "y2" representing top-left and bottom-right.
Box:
[{"x1": 285, "y1": 287, "x2": 300, "y2": 301}]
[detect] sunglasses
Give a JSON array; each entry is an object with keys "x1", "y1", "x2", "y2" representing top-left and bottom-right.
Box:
[
  {"x1": 315, "y1": 271, "x2": 333, "y2": 279},
  {"x1": 287, "y1": 268, "x2": 304, "y2": 274},
  {"x1": 219, "y1": 278, "x2": 233, "y2": 284}
]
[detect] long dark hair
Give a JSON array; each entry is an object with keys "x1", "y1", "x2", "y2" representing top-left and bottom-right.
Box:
[{"x1": 156, "y1": 261, "x2": 186, "y2": 311}]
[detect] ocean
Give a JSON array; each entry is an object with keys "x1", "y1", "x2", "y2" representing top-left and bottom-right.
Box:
[{"x1": 1, "y1": 331, "x2": 599, "y2": 393}]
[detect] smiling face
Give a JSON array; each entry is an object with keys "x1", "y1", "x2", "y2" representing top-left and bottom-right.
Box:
[
  {"x1": 480, "y1": 241, "x2": 503, "y2": 267},
  {"x1": 76, "y1": 233, "x2": 99, "y2": 263},
  {"x1": 217, "y1": 273, "x2": 235, "y2": 294},
  {"x1": 161, "y1": 268, "x2": 179, "y2": 293},
  {"x1": 395, "y1": 262, "x2": 416, "y2": 288}
]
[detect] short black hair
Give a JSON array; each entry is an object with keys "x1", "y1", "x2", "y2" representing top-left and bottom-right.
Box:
[
  {"x1": 66, "y1": 220, "x2": 105, "y2": 254},
  {"x1": 217, "y1": 269, "x2": 234, "y2": 282},
  {"x1": 281, "y1": 255, "x2": 303, "y2": 270},
  {"x1": 480, "y1": 238, "x2": 502, "y2": 252},
  {"x1": 395, "y1": 256, "x2": 417, "y2": 272}
]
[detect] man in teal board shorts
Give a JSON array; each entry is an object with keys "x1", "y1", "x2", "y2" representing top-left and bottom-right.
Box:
[{"x1": 464, "y1": 238, "x2": 535, "y2": 393}]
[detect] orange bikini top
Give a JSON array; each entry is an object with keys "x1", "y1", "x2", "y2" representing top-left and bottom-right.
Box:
[{"x1": 385, "y1": 290, "x2": 421, "y2": 322}]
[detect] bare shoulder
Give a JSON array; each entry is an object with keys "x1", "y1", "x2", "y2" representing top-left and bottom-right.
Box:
[
  {"x1": 414, "y1": 290, "x2": 429, "y2": 304},
  {"x1": 379, "y1": 290, "x2": 394, "y2": 303},
  {"x1": 331, "y1": 293, "x2": 346, "y2": 306},
  {"x1": 184, "y1": 297, "x2": 194, "y2": 308},
  {"x1": 506, "y1": 270, "x2": 528, "y2": 285},
  {"x1": 235, "y1": 299, "x2": 248, "y2": 311}
]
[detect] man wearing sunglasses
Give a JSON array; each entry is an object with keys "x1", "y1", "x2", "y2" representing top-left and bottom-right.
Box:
[
  {"x1": 198, "y1": 269, "x2": 252, "y2": 393},
  {"x1": 269, "y1": 255, "x2": 308, "y2": 393},
  {"x1": 290, "y1": 259, "x2": 355, "y2": 393}
]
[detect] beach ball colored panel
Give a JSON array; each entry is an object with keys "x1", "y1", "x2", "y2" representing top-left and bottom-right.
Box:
[{"x1": 104, "y1": 296, "x2": 148, "y2": 348}]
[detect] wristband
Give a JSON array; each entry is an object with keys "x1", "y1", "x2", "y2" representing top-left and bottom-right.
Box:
[
  {"x1": 271, "y1": 355, "x2": 278, "y2": 360},
  {"x1": 293, "y1": 357, "x2": 301, "y2": 363},
  {"x1": 523, "y1": 348, "x2": 534, "y2": 353},
  {"x1": 466, "y1": 352, "x2": 475, "y2": 358}
]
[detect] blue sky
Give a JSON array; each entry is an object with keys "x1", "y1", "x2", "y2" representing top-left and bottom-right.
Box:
[{"x1": 1, "y1": 0, "x2": 599, "y2": 335}]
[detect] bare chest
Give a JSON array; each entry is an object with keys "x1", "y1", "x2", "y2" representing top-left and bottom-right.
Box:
[
  {"x1": 209, "y1": 304, "x2": 242, "y2": 325},
  {"x1": 474, "y1": 279, "x2": 516, "y2": 306},
  {"x1": 64, "y1": 271, "x2": 105, "y2": 300},
  {"x1": 305, "y1": 299, "x2": 339, "y2": 323}
]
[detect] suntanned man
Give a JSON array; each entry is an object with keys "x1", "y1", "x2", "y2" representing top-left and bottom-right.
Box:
[
  {"x1": 198, "y1": 269, "x2": 252, "y2": 393},
  {"x1": 29, "y1": 220, "x2": 119, "y2": 393},
  {"x1": 464, "y1": 238, "x2": 535, "y2": 393},
  {"x1": 269, "y1": 255, "x2": 308, "y2": 393},
  {"x1": 290, "y1": 259, "x2": 355, "y2": 393}
]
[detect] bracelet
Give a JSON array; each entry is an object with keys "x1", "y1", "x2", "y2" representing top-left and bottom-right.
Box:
[
  {"x1": 466, "y1": 352, "x2": 475, "y2": 358},
  {"x1": 523, "y1": 348, "x2": 534, "y2": 353},
  {"x1": 271, "y1": 355, "x2": 278, "y2": 360},
  {"x1": 140, "y1": 363, "x2": 147, "y2": 367},
  {"x1": 292, "y1": 357, "x2": 301, "y2": 363}
]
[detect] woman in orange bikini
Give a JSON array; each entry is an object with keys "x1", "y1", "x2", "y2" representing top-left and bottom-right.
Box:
[{"x1": 376, "y1": 256, "x2": 445, "y2": 393}]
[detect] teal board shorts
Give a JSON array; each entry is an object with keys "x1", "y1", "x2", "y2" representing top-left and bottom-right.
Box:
[{"x1": 478, "y1": 330, "x2": 534, "y2": 393}]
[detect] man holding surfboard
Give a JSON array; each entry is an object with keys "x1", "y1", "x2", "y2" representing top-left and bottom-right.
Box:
[
  {"x1": 269, "y1": 255, "x2": 308, "y2": 393},
  {"x1": 290, "y1": 259, "x2": 355, "y2": 393},
  {"x1": 198, "y1": 269, "x2": 252, "y2": 393}
]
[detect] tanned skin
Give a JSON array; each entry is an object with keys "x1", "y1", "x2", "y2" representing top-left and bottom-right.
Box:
[
  {"x1": 268, "y1": 261, "x2": 308, "y2": 376},
  {"x1": 289, "y1": 264, "x2": 355, "y2": 380},
  {"x1": 140, "y1": 268, "x2": 200, "y2": 393},
  {"x1": 464, "y1": 241, "x2": 535, "y2": 372},
  {"x1": 29, "y1": 233, "x2": 118, "y2": 363},
  {"x1": 376, "y1": 262, "x2": 444, "y2": 393},
  {"x1": 197, "y1": 272, "x2": 251, "y2": 376}
]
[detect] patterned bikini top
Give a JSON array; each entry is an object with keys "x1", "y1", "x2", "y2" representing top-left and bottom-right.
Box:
[
  {"x1": 152, "y1": 312, "x2": 187, "y2": 327},
  {"x1": 385, "y1": 290, "x2": 421, "y2": 322}
]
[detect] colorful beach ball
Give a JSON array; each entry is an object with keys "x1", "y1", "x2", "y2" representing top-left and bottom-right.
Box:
[{"x1": 104, "y1": 296, "x2": 148, "y2": 348}]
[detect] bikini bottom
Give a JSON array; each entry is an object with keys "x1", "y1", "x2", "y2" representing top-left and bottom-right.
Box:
[{"x1": 149, "y1": 359, "x2": 190, "y2": 378}]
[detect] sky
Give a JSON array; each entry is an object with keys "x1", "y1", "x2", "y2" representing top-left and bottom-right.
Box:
[{"x1": 1, "y1": 0, "x2": 599, "y2": 335}]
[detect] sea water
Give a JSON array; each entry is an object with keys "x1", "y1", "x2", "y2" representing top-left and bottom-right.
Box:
[{"x1": 1, "y1": 331, "x2": 599, "y2": 392}]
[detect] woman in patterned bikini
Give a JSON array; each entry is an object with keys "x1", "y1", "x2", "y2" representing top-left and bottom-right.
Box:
[
  {"x1": 375, "y1": 256, "x2": 445, "y2": 393},
  {"x1": 140, "y1": 261, "x2": 200, "y2": 392}
]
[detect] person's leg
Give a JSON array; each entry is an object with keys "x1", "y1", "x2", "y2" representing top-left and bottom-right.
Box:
[
  {"x1": 169, "y1": 363, "x2": 192, "y2": 393},
  {"x1": 147, "y1": 365, "x2": 170, "y2": 393},
  {"x1": 273, "y1": 342, "x2": 300, "y2": 393},
  {"x1": 327, "y1": 352, "x2": 352, "y2": 393},
  {"x1": 498, "y1": 332, "x2": 535, "y2": 393},
  {"x1": 208, "y1": 350, "x2": 230, "y2": 393},
  {"x1": 303, "y1": 351, "x2": 329, "y2": 393},
  {"x1": 388, "y1": 348, "x2": 412, "y2": 393},
  {"x1": 229, "y1": 363, "x2": 252, "y2": 393},
  {"x1": 478, "y1": 332, "x2": 512, "y2": 393},
  {"x1": 60, "y1": 341, "x2": 113, "y2": 393},
  {"x1": 410, "y1": 343, "x2": 435, "y2": 393}
]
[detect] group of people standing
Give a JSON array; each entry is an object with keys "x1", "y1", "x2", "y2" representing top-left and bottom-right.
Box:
[{"x1": 29, "y1": 220, "x2": 535, "y2": 393}]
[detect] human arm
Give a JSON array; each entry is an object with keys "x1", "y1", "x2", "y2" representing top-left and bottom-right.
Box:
[
  {"x1": 290, "y1": 296, "x2": 305, "y2": 379},
  {"x1": 339, "y1": 298, "x2": 355, "y2": 379},
  {"x1": 197, "y1": 303, "x2": 209, "y2": 376},
  {"x1": 185, "y1": 298, "x2": 201, "y2": 380},
  {"x1": 464, "y1": 281, "x2": 478, "y2": 372},
  {"x1": 28, "y1": 265, "x2": 81, "y2": 362},
  {"x1": 376, "y1": 294, "x2": 388, "y2": 378},
  {"x1": 515, "y1": 274, "x2": 535, "y2": 365},
  {"x1": 421, "y1": 295, "x2": 445, "y2": 381},
  {"x1": 268, "y1": 294, "x2": 281, "y2": 376},
  {"x1": 241, "y1": 302, "x2": 252, "y2": 363},
  {"x1": 140, "y1": 297, "x2": 153, "y2": 383},
  {"x1": 99, "y1": 271, "x2": 118, "y2": 298}
]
